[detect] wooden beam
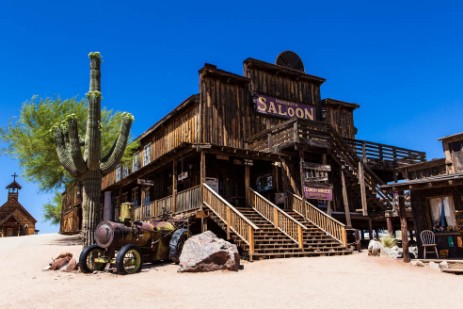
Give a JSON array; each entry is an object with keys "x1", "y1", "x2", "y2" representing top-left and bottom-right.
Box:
[
  {"x1": 341, "y1": 169, "x2": 352, "y2": 227},
  {"x1": 358, "y1": 162, "x2": 368, "y2": 216},
  {"x1": 172, "y1": 158, "x2": 177, "y2": 214},
  {"x1": 200, "y1": 151, "x2": 207, "y2": 232},
  {"x1": 322, "y1": 154, "x2": 332, "y2": 216},
  {"x1": 299, "y1": 150, "x2": 307, "y2": 217},
  {"x1": 245, "y1": 165, "x2": 251, "y2": 207},
  {"x1": 398, "y1": 191, "x2": 410, "y2": 263}
]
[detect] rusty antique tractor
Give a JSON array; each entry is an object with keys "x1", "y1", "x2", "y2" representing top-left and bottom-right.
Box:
[{"x1": 78, "y1": 204, "x2": 190, "y2": 275}]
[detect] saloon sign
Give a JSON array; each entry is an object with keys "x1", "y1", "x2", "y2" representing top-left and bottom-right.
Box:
[{"x1": 255, "y1": 94, "x2": 316, "y2": 121}]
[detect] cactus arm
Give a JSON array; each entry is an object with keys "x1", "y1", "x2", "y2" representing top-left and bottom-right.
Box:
[
  {"x1": 67, "y1": 117, "x2": 88, "y2": 174},
  {"x1": 53, "y1": 127, "x2": 79, "y2": 177},
  {"x1": 100, "y1": 115, "x2": 133, "y2": 175},
  {"x1": 85, "y1": 53, "x2": 102, "y2": 170}
]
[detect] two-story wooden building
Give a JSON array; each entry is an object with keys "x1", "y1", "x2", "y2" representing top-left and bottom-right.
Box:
[{"x1": 63, "y1": 51, "x2": 426, "y2": 260}]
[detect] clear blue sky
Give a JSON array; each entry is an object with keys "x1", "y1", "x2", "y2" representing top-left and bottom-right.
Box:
[{"x1": 1, "y1": 0, "x2": 462, "y2": 233}]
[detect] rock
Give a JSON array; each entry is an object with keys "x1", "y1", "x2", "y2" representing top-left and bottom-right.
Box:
[
  {"x1": 428, "y1": 262, "x2": 441, "y2": 271},
  {"x1": 64, "y1": 258, "x2": 78, "y2": 272},
  {"x1": 410, "y1": 260, "x2": 425, "y2": 267},
  {"x1": 50, "y1": 256, "x2": 71, "y2": 270},
  {"x1": 439, "y1": 261, "x2": 449, "y2": 270},
  {"x1": 178, "y1": 231, "x2": 240, "y2": 272},
  {"x1": 368, "y1": 240, "x2": 381, "y2": 256}
]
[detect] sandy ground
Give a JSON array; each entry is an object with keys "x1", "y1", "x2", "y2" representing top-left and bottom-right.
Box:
[{"x1": 0, "y1": 234, "x2": 462, "y2": 309}]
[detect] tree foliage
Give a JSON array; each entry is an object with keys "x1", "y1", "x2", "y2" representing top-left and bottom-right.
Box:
[
  {"x1": 0, "y1": 96, "x2": 139, "y2": 191},
  {"x1": 43, "y1": 191, "x2": 63, "y2": 225}
]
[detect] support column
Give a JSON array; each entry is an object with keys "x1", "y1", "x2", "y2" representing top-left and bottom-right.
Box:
[
  {"x1": 323, "y1": 154, "x2": 332, "y2": 216},
  {"x1": 245, "y1": 165, "x2": 251, "y2": 207},
  {"x1": 299, "y1": 150, "x2": 307, "y2": 217},
  {"x1": 282, "y1": 159, "x2": 300, "y2": 195},
  {"x1": 200, "y1": 151, "x2": 207, "y2": 232},
  {"x1": 103, "y1": 191, "x2": 112, "y2": 221},
  {"x1": 398, "y1": 189, "x2": 410, "y2": 263},
  {"x1": 341, "y1": 169, "x2": 352, "y2": 227},
  {"x1": 358, "y1": 162, "x2": 368, "y2": 216},
  {"x1": 172, "y1": 158, "x2": 177, "y2": 214}
]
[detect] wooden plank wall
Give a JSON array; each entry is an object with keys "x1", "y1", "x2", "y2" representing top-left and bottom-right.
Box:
[
  {"x1": 324, "y1": 106, "x2": 356, "y2": 139},
  {"x1": 199, "y1": 63, "x2": 322, "y2": 147}
]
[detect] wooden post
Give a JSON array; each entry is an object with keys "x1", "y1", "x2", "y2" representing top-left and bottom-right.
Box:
[
  {"x1": 386, "y1": 211, "x2": 394, "y2": 236},
  {"x1": 248, "y1": 226, "x2": 255, "y2": 260},
  {"x1": 341, "y1": 169, "x2": 352, "y2": 227},
  {"x1": 341, "y1": 227, "x2": 347, "y2": 247},
  {"x1": 273, "y1": 207, "x2": 279, "y2": 228},
  {"x1": 323, "y1": 154, "x2": 332, "y2": 216},
  {"x1": 398, "y1": 189, "x2": 410, "y2": 263},
  {"x1": 368, "y1": 218, "x2": 374, "y2": 240},
  {"x1": 298, "y1": 226, "x2": 304, "y2": 249},
  {"x1": 226, "y1": 207, "x2": 231, "y2": 240},
  {"x1": 172, "y1": 158, "x2": 177, "y2": 214},
  {"x1": 245, "y1": 165, "x2": 251, "y2": 207},
  {"x1": 200, "y1": 151, "x2": 207, "y2": 232},
  {"x1": 358, "y1": 162, "x2": 368, "y2": 216},
  {"x1": 282, "y1": 160, "x2": 300, "y2": 195},
  {"x1": 299, "y1": 150, "x2": 306, "y2": 217}
]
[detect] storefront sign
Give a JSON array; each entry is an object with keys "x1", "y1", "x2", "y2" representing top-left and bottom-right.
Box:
[
  {"x1": 254, "y1": 94, "x2": 316, "y2": 121},
  {"x1": 205, "y1": 177, "x2": 219, "y2": 193},
  {"x1": 304, "y1": 185, "x2": 333, "y2": 201}
]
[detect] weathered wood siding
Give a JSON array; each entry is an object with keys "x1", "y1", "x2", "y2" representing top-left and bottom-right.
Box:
[{"x1": 199, "y1": 60, "x2": 323, "y2": 147}]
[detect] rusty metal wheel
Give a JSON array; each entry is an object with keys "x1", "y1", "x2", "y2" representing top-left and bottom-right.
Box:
[
  {"x1": 115, "y1": 244, "x2": 142, "y2": 275},
  {"x1": 79, "y1": 244, "x2": 106, "y2": 273}
]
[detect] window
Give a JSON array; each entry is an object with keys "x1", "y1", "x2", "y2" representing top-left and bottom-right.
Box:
[
  {"x1": 123, "y1": 165, "x2": 130, "y2": 178},
  {"x1": 143, "y1": 144, "x2": 152, "y2": 166},
  {"x1": 115, "y1": 164, "x2": 122, "y2": 182},
  {"x1": 132, "y1": 187, "x2": 139, "y2": 208},
  {"x1": 132, "y1": 152, "x2": 140, "y2": 172},
  {"x1": 429, "y1": 196, "x2": 456, "y2": 230}
]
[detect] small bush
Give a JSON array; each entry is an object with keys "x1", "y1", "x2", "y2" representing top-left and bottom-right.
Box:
[{"x1": 380, "y1": 235, "x2": 397, "y2": 248}]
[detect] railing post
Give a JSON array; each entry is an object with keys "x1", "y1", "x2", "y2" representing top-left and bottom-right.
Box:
[
  {"x1": 273, "y1": 207, "x2": 279, "y2": 228},
  {"x1": 226, "y1": 207, "x2": 231, "y2": 240},
  {"x1": 298, "y1": 225, "x2": 304, "y2": 249},
  {"x1": 293, "y1": 120, "x2": 299, "y2": 143},
  {"x1": 341, "y1": 227, "x2": 347, "y2": 247},
  {"x1": 248, "y1": 226, "x2": 255, "y2": 258}
]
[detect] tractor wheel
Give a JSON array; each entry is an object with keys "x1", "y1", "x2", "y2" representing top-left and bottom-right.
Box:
[
  {"x1": 169, "y1": 228, "x2": 189, "y2": 264},
  {"x1": 79, "y1": 244, "x2": 106, "y2": 273},
  {"x1": 115, "y1": 244, "x2": 142, "y2": 275}
]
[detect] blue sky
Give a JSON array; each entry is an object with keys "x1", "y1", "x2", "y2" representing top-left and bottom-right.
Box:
[{"x1": 1, "y1": 0, "x2": 462, "y2": 233}]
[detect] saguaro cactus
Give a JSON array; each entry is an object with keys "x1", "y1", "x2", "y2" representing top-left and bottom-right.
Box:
[{"x1": 54, "y1": 52, "x2": 133, "y2": 246}]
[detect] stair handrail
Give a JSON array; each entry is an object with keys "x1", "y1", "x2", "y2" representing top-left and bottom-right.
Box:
[
  {"x1": 289, "y1": 193, "x2": 347, "y2": 246},
  {"x1": 202, "y1": 184, "x2": 259, "y2": 256},
  {"x1": 249, "y1": 188, "x2": 306, "y2": 249}
]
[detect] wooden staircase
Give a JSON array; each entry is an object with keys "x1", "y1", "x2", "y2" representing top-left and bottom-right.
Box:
[{"x1": 203, "y1": 184, "x2": 351, "y2": 261}]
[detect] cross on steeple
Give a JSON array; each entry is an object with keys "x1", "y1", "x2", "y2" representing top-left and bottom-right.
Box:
[{"x1": 11, "y1": 173, "x2": 18, "y2": 182}]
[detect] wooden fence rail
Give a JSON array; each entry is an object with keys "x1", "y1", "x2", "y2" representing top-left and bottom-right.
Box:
[
  {"x1": 249, "y1": 188, "x2": 306, "y2": 249},
  {"x1": 202, "y1": 184, "x2": 258, "y2": 257}
]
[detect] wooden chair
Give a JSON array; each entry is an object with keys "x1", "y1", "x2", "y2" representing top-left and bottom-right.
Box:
[{"x1": 420, "y1": 230, "x2": 439, "y2": 259}]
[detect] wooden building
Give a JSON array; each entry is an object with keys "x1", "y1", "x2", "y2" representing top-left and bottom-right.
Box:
[
  {"x1": 64, "y1": 51, "x2": 426, "y2": 260},
  {"x1": 382, "y1": 133, "x2": 463, "y2": 259},
  {"x1": 0, "y1": 175, "x2": 37, "y2": 237},
  {"x1": 60, "y1": 182, "x2": 82, "y2": 234}
]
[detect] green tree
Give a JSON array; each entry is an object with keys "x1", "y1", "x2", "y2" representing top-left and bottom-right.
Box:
[
  {"x1": 43, "y1": 192, "x2": 63, "y2": 225},
  {"x1": 0, "y1": 96, "x2": 138, "y2": 191}
]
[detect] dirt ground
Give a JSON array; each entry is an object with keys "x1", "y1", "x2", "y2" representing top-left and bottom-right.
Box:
[{"x1": 0, "y1": 233, "x2": 462, "y2": 309}]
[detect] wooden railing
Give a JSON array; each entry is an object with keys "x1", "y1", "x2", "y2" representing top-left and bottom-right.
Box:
[
  {"x1": 247, "y1": 118, "x2": 425, "y2": 164},
  {"x1": 249, "y1": 188, "x2": 306, "y2": 249},
  {"x1": 202, "y1": 184, "x2": 258, "y2": 256},
  {"x1": 288, "y1": 193, "x2": 347, "y2": 246},
  {"x1": 133, "y1": 185, "x2": 202, "y2": 220}
]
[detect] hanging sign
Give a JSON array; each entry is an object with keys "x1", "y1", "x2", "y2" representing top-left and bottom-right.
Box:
[
  {"x1": 254, "y1": 94, "x2": 316, "y2": 121},
  {"x1": 205, "y1": 177, "x2": 219, "y2": 193},
  {"x1": 304, "y1": 184, "x2": 333, "y2": 201},
  {"x1": 178, "y1": 171, "x2": 188, "y2": 181},
  {"x1": 137, "y1": 179, "x2": 154, "y2": 186}
]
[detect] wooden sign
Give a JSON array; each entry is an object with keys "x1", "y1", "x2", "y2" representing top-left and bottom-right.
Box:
[
  {"x1": 244, "y1": 159, "x2": 254, "y2": 166},
  {"x1": 137, "y1": 179, "x2": 154, "y2": 186},
  {"x1": 304, "y1": 184, "x2": 333, "y2": 201},
  {"x1": 254, "y1": 94, "x2": 316, "y2": 121}
]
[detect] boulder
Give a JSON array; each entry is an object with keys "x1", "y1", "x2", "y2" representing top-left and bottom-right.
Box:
[
  {"x1": 428, "y1": 262, "x2": 440, "y2": 271},
  {"x1": 178, "y1": 231, "x2": 240, "y2": 272},
  {"x1": 410, "y1": 260, "x2": 425, "y2": 267},
  {"x1": 368, "y1": 239, "x2": 382, "y2": 256},
  {"x1": 439, "y1": 261, "x2": 449, "y2": 271},
  {"x1": 63, "y1": 258, "x2": 78, "y2": 272}
]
